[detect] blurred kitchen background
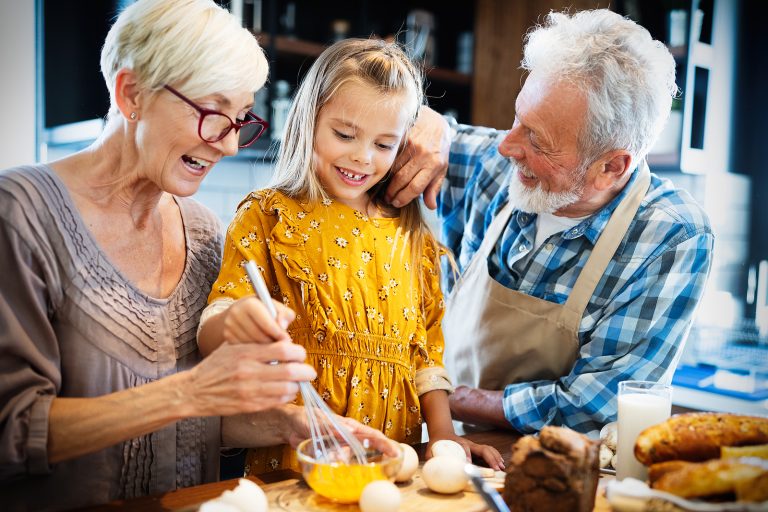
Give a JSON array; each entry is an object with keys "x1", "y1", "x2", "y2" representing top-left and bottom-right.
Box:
[{"x1": 1, "y1": 0, "x2": 766, "y2": 414}]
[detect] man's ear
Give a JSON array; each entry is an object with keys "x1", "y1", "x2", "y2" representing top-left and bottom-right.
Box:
[
  {"x1": 114, "y1": 68, "x2": 142, "y2": 121},
  {"x1": 591, "y1": 150, "x2": 632, "y2": 191}
]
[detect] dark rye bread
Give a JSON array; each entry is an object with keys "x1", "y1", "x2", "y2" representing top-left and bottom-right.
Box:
[{"x1": 502, "y1": 426, "x2": 600, "y2": 512}]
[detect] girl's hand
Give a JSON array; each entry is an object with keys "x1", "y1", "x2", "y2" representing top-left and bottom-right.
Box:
[
  {"x1": 185, "y1": 341, "x2": 315, "y2": 417},
  {"x1": 222, "y1": 296, "x2": 295, "y2": 344},
  {"x1": 427, "y1": 434, "x2": 505, "y2": 471}
]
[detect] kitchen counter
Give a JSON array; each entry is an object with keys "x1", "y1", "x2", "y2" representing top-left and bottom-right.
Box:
[
  {"x1": 673, "y1": 384, "x2": 768, "y2": 414},
  {"x1": 76, "y1": 429, "x2": 612, "y2": 512},
  {"x1": 672, "y1": 364, "x2": 768, "y2": 415}
]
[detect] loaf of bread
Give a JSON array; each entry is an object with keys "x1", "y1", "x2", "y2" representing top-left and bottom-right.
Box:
[
  {"x1": 647, "y1": 459, "x2": 689, "y2": 484},
  {"x1": 649, "y1": 457, "x2": 768, "y2": 502},
  {"x1": 634, "y1": 412, "x2": 768, "y2": 465},
  {"x1": 502, "y1": 426, "x2": 599, "y2": 512}
]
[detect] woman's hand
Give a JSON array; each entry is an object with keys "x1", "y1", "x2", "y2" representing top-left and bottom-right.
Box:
[
  {"x1": 426, "y1": 433, "x2": 505, "y2": 471},
  {"x1": 282, "y1": 404, "x2": 400, "y2": 458},
  {"x1": 222, "y1": 296, "x2": 295, "y2": 344},
  {"x1": 185, "y1": 341, "x2": 315, "y2": 417},
  {"x1": 385, "y1": 106, "x2": 451, "y2": 209}
]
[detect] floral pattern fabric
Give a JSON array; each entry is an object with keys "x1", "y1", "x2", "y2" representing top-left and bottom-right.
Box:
[{"x1": 207, "y1": 190, "x2": 451, "y2": 474}]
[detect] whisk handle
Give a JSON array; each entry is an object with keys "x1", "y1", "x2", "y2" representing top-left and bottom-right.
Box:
[{"x1": 244, "y1": 260, "x2": 278, "y2": 319}]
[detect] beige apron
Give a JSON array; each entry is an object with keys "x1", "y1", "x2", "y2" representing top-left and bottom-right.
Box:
[{"x1": 444, "y1": 163, "x2": 651, "y2": 392}]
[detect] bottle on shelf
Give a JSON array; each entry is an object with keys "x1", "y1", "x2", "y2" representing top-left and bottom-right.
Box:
[
  {"x1": 456, "y1": 31, "x2": 473, "y2": 74},
  {"x1": 270, "y1": 80, "x2": 292, "y2": 141},
  {"x1": 331, "y1": 19, "x2": 350, "y2": 42},
  {"x1": 405, "y1": 9, "x2": 436, "y2": 66}
]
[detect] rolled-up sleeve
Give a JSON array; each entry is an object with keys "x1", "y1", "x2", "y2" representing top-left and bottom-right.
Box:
[
  {"x1": 501, "y1": 230, "x2": 714, "y2": 436},
  {"x1": 0, "y1": 214, "x2": 60, "y2": 480}
]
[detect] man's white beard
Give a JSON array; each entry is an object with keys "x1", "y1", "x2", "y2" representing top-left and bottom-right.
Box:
[{"x1": 507, "y1": 159, "x2": 584, "y2": 214}]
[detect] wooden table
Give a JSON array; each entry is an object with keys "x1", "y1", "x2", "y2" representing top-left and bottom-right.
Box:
[{"x1": 79, "y1": 430, "x2": 612, "y2": 511}]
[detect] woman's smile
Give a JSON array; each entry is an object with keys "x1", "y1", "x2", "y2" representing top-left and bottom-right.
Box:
[{"x1": 181, "y1": 154, "x2": 213, "y2": 176}]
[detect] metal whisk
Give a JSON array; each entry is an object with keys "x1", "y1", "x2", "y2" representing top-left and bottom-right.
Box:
[{"x1": 244, "y1": 261, "x2": 367, "y2": 465}]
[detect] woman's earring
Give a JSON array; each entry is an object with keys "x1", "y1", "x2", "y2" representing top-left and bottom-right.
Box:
[{"x1": 130, "y1": 112, "x2": 137, "y2": 120}]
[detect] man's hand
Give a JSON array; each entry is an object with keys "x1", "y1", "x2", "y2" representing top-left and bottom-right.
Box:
[
  {"x1": 449, "y1": 385, "x2": 511, "y2": 429},
  {"x1": 386, "y1": 106, "x2": 451, "y2": 209}
]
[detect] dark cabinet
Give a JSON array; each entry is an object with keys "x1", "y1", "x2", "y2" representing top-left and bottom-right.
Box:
[{"x1": 244, "y1": 1, "x2": 475, "y2": 119}]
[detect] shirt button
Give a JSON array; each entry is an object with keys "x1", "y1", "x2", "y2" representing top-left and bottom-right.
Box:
[
  {"x1": 520, "y1": 215, "x2": 528, "y2": 223},
  {"x1": 545, "y1": 243, "x2": 554, "y2": 251},
  {"x1": 519, "y1": 245, "x2": 526, "y2": 252}
]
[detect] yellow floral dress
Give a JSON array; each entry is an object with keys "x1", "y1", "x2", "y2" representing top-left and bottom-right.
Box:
[{"x1": 207, "y1": 190, "x2": 452, "y2": 474}]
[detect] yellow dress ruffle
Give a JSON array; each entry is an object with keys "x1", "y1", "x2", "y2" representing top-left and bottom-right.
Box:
[{"x1": 208, "y1": 190, "x2": 451, "y2": 475}]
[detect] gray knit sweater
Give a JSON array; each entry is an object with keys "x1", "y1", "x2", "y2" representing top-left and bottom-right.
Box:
[{"x1": 0, "y1": 164, "x2": 223, "y2": 511}]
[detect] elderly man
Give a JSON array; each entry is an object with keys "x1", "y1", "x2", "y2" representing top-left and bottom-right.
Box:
[{"x1": 386, "y1": 9, "x2": 714, "y2": 436}]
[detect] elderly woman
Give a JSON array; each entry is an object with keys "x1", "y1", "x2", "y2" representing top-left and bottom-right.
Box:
[{"x1": 0, "y1": 1, "x2": 392, "y2": 510}]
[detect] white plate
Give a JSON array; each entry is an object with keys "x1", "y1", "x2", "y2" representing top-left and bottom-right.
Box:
[{"x1": 606, "y1": 478, "x2": 768, "y2": 512}]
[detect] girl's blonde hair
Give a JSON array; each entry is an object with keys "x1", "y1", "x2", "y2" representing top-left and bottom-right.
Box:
[
  {"x1": 101, "y1": 0, "x2": 268, "y2": 118},
  {"x1": 269, "y1": 38, "x2": 446, "y2": 300}
]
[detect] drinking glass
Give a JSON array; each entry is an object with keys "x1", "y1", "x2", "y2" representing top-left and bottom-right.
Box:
[{"x1": 616, "y1": 380, "x2": 672, "y2": 481}]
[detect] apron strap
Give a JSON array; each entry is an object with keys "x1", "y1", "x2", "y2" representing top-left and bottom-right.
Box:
[
  {"x1": 450, "y1": 199, "x2": 516, "y2": 292},
  {"x1": 478, "y1": 200, "x2": 516, "y2": 257},
  {"x1": 560, "y1": 161, "x2": 652, "y2": 328}
]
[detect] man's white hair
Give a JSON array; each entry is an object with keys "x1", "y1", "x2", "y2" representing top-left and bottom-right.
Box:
[{"x1": 522, "y1": 9, "x2": 677, "y2": 165}]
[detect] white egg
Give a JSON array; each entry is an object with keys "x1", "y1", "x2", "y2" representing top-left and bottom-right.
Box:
[
  {"x1": 430, "y1": 439, "x2": 467, "y2": 461},
  {"x1": 359, "y1": 480, "x2": 401, "y2": 512},
  {"x1": 394, "y1": 443, "x2": 419, "y2": 482},
  {"x1": 422, "y1": 455, "x2": 468, "y2": 494},
  {"x1": 218, "y1": 478, "x2": 268, "y2": 512}
]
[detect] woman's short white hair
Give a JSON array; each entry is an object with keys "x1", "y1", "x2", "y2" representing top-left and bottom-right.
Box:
[
  {"x1": 522, "y1": 9, "x2": 677, "y2": 164},
  {"x1": 101, "y1": 0, "x2": 268, "y2": 116}
]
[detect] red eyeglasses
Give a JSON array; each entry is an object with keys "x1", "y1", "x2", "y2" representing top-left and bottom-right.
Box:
[{"x1": 164, "y1": 85, "x2": 268, "y2": 148}]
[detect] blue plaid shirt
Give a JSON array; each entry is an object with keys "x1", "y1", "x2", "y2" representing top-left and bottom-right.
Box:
[{"x1": 437, "y1": 120, "x2": 714, "y2": 435}]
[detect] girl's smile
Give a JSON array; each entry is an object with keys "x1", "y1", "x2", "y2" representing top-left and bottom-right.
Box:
[{"x1": 335, "y1": 166, "x2": 370, "y2": 185}]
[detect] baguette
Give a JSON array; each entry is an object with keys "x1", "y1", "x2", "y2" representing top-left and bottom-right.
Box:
[
  {"x1": 735, "y1": 471, "x2": 768, "y2": 502},
  {"x1": 634, "y1": 413, "x2": 768, "y2": 465},
  {"x1": 721, "y1": 443, "x2": 768, "y2": 460},
  {"x1": 650, "y1": 457, "x2": 768, "y2": 501},
  {"x1": 647, "y1": 460, "x2": 689, "y2": 485}
]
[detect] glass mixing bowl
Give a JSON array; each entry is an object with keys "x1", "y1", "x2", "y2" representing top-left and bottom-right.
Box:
[{"x1": 296, "y1": 436, "x2": 403, "y2": 503}]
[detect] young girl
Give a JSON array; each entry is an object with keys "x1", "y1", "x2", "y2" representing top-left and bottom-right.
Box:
[{"x1": 198, "y1": 38, "x2": 503, "y2": 474}]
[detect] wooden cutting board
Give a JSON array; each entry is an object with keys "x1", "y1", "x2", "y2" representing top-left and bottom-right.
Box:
[{"x1": 261, "y1": 467, "x2": 489, "y2": 511}]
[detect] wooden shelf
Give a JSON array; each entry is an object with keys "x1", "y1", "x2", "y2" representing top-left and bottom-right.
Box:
[
  {"x1": 254, "y1": 33, "x2": 325, "y2": 58},
  {"x1": 424, "y1": 67, "x2": 472, "y2": 86},
  {"x1": 253, "y1": 33, "x2": 472, "y2": 87}
]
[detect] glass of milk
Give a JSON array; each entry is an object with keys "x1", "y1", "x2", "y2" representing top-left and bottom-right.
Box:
[{"x1": 616, "y1": 380, "x2": 672, "y2": 481}]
